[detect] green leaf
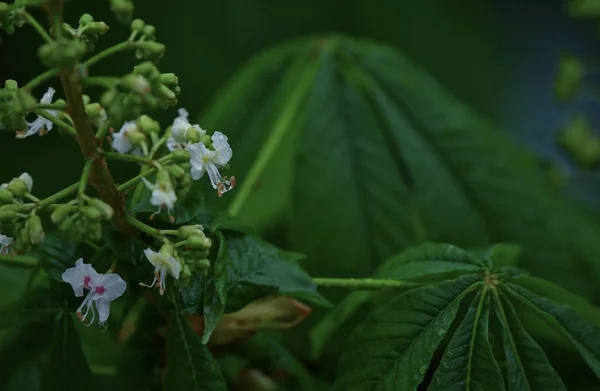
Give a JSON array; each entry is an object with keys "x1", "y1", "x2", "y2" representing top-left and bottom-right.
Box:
[
  {"x1": 479, "y1": 243, "x2": 522, "y2": 268},
  {"x1": 334, "y1": 274, "x2": 481, "y2": 391},
  {"x1": 165, "y1": 314, "x2": 226, "y2": 391},
  {"x1": 493, "y1": 290, "x2": 566, "y2": 391},
  {"x1": 0, "y1": 288, "x2": 62, "y2": 329},
  {"x1": 202, "y1": 232, "x2": 228, "y2": 343},
  {"x1": 38, "y1": 234, "x2": 77, "y2": 281},
  {"x1": 46, "y1": 312, "x2": 93, "y2": 391},
  {"x1": 171, "y1": 181, "x2": 206, "y2": 224},
  {"x1": 504, "y1": 283, "x2": 600, "y2": 378},
  {"x1": 429, "y1": 290, "x2": 504, "y2": 391},
  {"x1": 375, "y1": 243, "x2": 483, "y2": 282},
  {"x1": 226, "y1": 234, "x2": 328, "y2": 311}
]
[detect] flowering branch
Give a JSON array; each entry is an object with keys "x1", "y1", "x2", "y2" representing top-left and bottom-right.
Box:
[{"x1": 82, "y1": 41, "x2": 136, "y2": 68}]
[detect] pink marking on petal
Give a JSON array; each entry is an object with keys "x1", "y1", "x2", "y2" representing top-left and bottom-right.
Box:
[
  {"x1": 83, "y1": 275, "x2": 91, "y2": 288},
  {"x1": 95, "y1": 286, "x2": 106, "y2": 294}
]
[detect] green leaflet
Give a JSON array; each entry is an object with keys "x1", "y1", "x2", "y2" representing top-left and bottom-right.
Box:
[
  {"x1": 201, "y1": 232, "x2": 228, "y2": 343},
  {"x1": 225, "y1": 234, "x2": 328, "y2": 311},
  {"x1": 38, "y1": 234, "x2": 77, "y2": 281},
  {"x1": 45, "y1": 312, "x2": 93, "y2": 391},
  {"x1": 334, "y1": 274, "x2": 481, "y2": 391},
  {"x1": 504, "y1": 283, "x2": 600, "y2": 378},
  {"x1": 165, "y1": 314, "x2": 226, "y2": 391},
  {"x1": 493, "y1": 290, "x2": 566, "y2": 391},
  {"x1": 0, "y1": 288, "x2": 62, "y2": 329},
  {"x1": 429, "y1": 290, "x2": 504, "y2": 391}
]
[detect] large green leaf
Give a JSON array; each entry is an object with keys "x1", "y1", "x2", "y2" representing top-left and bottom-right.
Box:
[
  {"x1": 225, "y1": 233, "x2": 328, "y2": 311},
  {"x1": 165, "y1": 314, "x2": 226, "y2": 391},
  {"x1": 202, "y1": 232, "x2": 228, "y2": 343},
  {"x1": 38, "y1": 235, "x2": 77, "y2": 281},
  {"x1": 493, "y1": 290, "x2": 566, "y2": 391},
  {"x1": 201, "y1": 36, "x2": 600, "y2": 297},
  {"x1": 0, "y1": 288, "x2": 62, "y2": 329},
  {"x1": 429, "y1": 290, "x2": 504, "y2": 391},
  {"x1": 334, "y1": 274, "x2": 481, "y2": 391},
  {"x1": 504, "y1": 283, "x2": 600, "y2": 378},
  {"x1": 45, "y1": 312, "x2": 93, "y2": 391}
]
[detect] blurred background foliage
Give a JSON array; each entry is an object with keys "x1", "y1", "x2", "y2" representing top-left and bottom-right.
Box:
[{"x1": 4, "y1": 0, "x2": 600, "y2": 389}]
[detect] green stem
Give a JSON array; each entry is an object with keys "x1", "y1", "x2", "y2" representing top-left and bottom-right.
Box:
[
  {"x1": 24, "y1": 69, "x2": 60, "y2": 91},
  {"x1": 22, "y1": 10, "x2": 53, "y2": 43},
  {"x1": 82, "y1": 41, "x2": 135, "y2": 69},
  {"x1": 227, "y1": 61, "x2": 318, "y2": 216},
  {"x1": 95, "y1": 118, "x2": 111, "y2": 139},
  {"x1": 78, "y1": 159, "x2": 94, "y2": 196},
  {"x1": 124, "y1": 215, "x2": 166, "y2": 241},
  {"x1": 103, "y1": 151, "x2": 153, "y2": 165},
  {"x1": 83, "y1": 76, "x2": 121, "y2": 89},
  {"x1": 24, "y1": 193, "x2": 40, "y2": 203},
  {"x1": 85, "y1": 240, "x2": 101, "y2": 251},
  {"x1": 37, "y1": 182, "x2": 79, "y2": 209},
  {"x1": 36, "y1": 110, "x2": 77, "y2": 137},
  {"x1": 0, "y1": 255, "x2": 38, "y2": 268},
  {"x1": 117, "y1": 168, "x2": 157, "y2": 192},
  {"x1": 47, "y1": 0, "x2": 63, "y2": 39},
  {"x1": 160, "y1": 229, "x2": 179, "y2": 236},
  {"x1": 36, "y1": 102, "x2": 67, "y2": 111},
  {"x1": 312, "y1": 278, "x2": 422, "y2": 290}
]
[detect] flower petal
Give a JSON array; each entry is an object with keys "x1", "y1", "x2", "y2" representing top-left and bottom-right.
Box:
[
  {"x1": 95, "y1": 298, "x2": 111, "y2": 325},
  {"x1": 61, "y1": 258, "x2": 99, "y2": 297},
  {"x1": 211, "y1": 132, "x2": 232, "y2": 166}
]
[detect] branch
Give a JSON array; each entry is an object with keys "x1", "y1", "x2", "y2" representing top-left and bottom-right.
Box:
[{"x1": 312, "y1": 278, "x2": 422, "y2": 290}]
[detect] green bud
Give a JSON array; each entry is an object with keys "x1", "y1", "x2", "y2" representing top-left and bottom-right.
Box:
[
  {"x1": 85, "y1": 102, "x2": 102, "y2": 117},
  {"x1": 171, "y1": 149, "x2": 191, "y2": 162},
  {"x1": 28, "y1": 214, "x2": 44, "y2": 244},
  {"x1": 79, "y1": 13, "x2": 94, "y2": 26},
  {"x1": 18, "y1": 226, "x2": 30, "y2": 250},
  {"x1": 59, "y1": 216, "x2": 74, "y2": 232},
  {"x1": 136, "y1": 41, "x2": 165, "y2": 58},
  {"x1": 554, "y1": 54, "x2": 583, "y2": 102},
  {"x1": 120, "y1": 74, "x2": 151, "y2": 94},
  {"x1": 160, "y1": 242, "x2": 175, "y2": 257},
  {"x1": 167, "y1": 165, "x2": 186, "y2": 179},
  {"x1": 184, "y1": 235, "x2": 212, "y2": 250},
  {"x1": 88, "y1": 198, "x2": 114, "y2": 220},
  {"x1": 200, "y1": 135, "x2": 212, "y2": 146},
  {"x1": 100, "y1": 89, "x2": 117, "y2": 107},
  {"x1": 4, "y1": 79, "x2": 18, "y2": 90},
  {"x1": 160, "y1": 73, "x2": 178, "y2": 86},
  {"x1": 126, "y1": 129, "x2": 146, "y2": 145},
  {"x1": 195, "y1": 258, "x2": 211, "y2": 271},
  {"x1": 176, "y1": 225, "x2": 204, "y2": 239},
  {"x1": 133, "y1": 61, "x2": 155, "y2": 75},
  {"x1": 182, "y1": 264, "x2": 191, "y2": 279},
  {"x1": 84, "y1": 21, "x2": 109, "y2": 35},
  {"x1": 156, "y1": 85, "x2": 176, "y2": 102},
  {"x1": 0, "y1": 189, "x2": 13, "y2": 204},
  {"x1": 81, "y1": 206, "x2": 102, "y2": 221},
  {"x1": 0, "y1": 3, "x2": 9, "y2": 18},
  {"x1": 38, "y1": 39, "x2": 87, "y2": 68},
  {"x1": 142, "y1": 24, "x2": 155, "y2": 38},
  {"x1": 7, "y1": 180, "x2": 28, "y2": 198},
  {"x1": 89, "y1": 222, "x2": 103, "y2": 242},
  {"x1": 0, "y1": 207, "x2": 16, "y2": 222},
  {"x1": 50, "y1": 204, "x2": 72, "y2": 224},
  {"x1": 172, "y1": 86, "x2": 181, "y2": 96},
  {"x1": 131, "y1": 18, "x2": 145, "y2": 32},
  {"x1": 138, "y1": 115, "x2": 160, "y2": 134}
]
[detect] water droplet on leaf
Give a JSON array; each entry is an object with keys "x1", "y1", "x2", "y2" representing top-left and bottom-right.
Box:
[{"x1": 419, "y1": 365, "x2": 427, "y2": 375}]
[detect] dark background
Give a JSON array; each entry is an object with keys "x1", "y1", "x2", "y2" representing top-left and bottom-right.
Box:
[{"x1": 2, "y1": 0, "x2": 599, "y2": 209}]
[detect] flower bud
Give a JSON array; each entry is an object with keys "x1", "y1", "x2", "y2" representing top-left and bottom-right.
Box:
[
  {"x1": 81, "y1": 206, "x2": 102, "y2": 221},
  {"x1": 172, "y1": 86, "x2": 181, "y2": 96},
  {"x1": 89, "y1": 222, "x2": 103, "y2": 242},
  {"x1": 84, "y1": 21, "x2": 109, "y2": 35},
  {"x1": 85, "y1": 103, "x2": 107, "y2": 128},
  {"x1": 138, "y1": 115, "x2": 160, "y2": 134},
  {"x1": 0, "y1": 205, "x2": 17, "y2": 221},
  {"x1": 185, "y1": 127, "x2": 202, "y2": 143},
  {"x1": 184, "y1": 235, "x2": 212, "y2": 250},
  {"x1": 167, "y1": 165, "x2": 186, "y2": 179},
  {"x1": 195, "y1": 258, "x2": 211, "y2": 271},
  {"x1": 4, "y1": 79, "x2": 18, "y2": 90},
  {"x1": 51, "y1": 204, "x2": 72, "y2": 224},
  {"x1": 79, "y1": 13, "x2": 94, "y2": 26},
  {"x1": 182, "y1": 264, "x2": 191, "y2": 279},
  {"x1": 176, "y1": 225, "x2": 204, "y2": 239},
  {"x1": 171, "y1": 149, "x2": 191, "y2": 162},
  {"x1": 39, "y1": 39, "x2": 86, "y2": 68},
  {"x1": 17, "y1": 226, "x2": 30, "y2": 250},
  {"x1": 156, "y1": 85, "x2": 176, "y2": 103},
  {"x1": 27, "y1": 214, "x2": 45, "y2": 244},
  {"x1": 136, "y1": 41, "x2": 165, "y2": 58},
  {"x1": 160, "y1": 73, "x2": 178, "y2": 86},
  {"x1": 88, "y1": 198, "x2": 114, "y2": 220},
  {"x1": 131, "y1": 18, "x2": 145, "y2": 32},
  {"x1": 0, "y1": 189, "x2": 13, "y2": 204},
  {"x1": 142, "y1": 25, "x2": 155, "y2": 39},
  {"x1": 126, "y1": 129, "x2": 146, "y2": 145},
  {"x1": 120, "y1": 74, "x2": 151, "y2": 94},
  {"x1": 59, "y1": 216, "x2": 74, "y2": 231},
  {"x1": 7, "y1": 179, "x2": 28, "y2": 198},
  {"x1": 200, "y1": 135, "x2": 212, "y2": 146}
]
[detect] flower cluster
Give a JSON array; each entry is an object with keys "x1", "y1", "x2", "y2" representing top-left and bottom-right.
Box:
[{"x1": 62, "y1": 259, "x2": 127, "y2": 327}]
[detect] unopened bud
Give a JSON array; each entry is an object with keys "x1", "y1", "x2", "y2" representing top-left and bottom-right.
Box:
[
  {"x1": 195, "y1": 258, "x2": 211, "y2": 271},
  {"x1": 18, "y1": 226, "x2": 30, "y2": 250},
  {"x1": 156, "y1": 85, "x2": 176, "y2": 103},
  {"x1": 136, "y1": 41, "x2": 165, "y2": 58},
  {"x1": 176, "y1": 225, "x2": 204, "y2": 239},
  {"x1": 51, "y1": 204, "x2": 72, "y2": 224},
  {"x1": 7, "y1": 180, "x2": 28, "y2": 198},
  {"x1": 4, "y1": 79, "x2": 18, "y2": 90},
  {"x1": 131, "y1": 18, "x2": 145, "y2": 32},
  {"x1": 159, "y1": 242, "x2": 175, "y2": 257},
  {"x1": 138, "y1": 115, "x2": 160, "y2": 134},
  {"x1": 182, "y1": 264, "x2": 191, "y2": 279},
  {"x1": 142, "y1": 25, "x2": 155, "y2": 38},
  {"x1": 0, "y1": 205, "x2": 17, "y2": 221},
  {"x1": 0, "y1": 189, "x2": 13, "y2": 204},
  {"x1": 160, "y1": 73, "x2": 178, "y2": 86},
  {"x1": 88, "y1": 198, "x2": 114, "y2": 220},
  {"x1": 126, "y1": 129, "x2": 146, "y2": 145},
  {"x1": 84, "y1": 21, "x2": 109, "y2": 35},
  {"x1": 81, "y1": 206, "x2": 102, "y2": 221},
  {"x1": 120, "y1": 74, "x2": 151, "y2": 94},
  {"x1": 79, "y1": 13, "x2": 94, "y2": 26},
  {"x1": 171, "y1": 149, "x2": 190, "y2": 162},
  {"x1": 90, "y1": 222, "x2": 103, "y2": 242},
  {"x1": 86, "y1": 103, "x2": 107, "y2": 128},
  {"x1": 172, "y1": 86, "x2": 181, "y2": 96},
  {"x1": 185, "y1": 127, "x2": 202, "y2": 143},
  {"x1": 167, "y1": 165, "x2": 186, "y2": 179},
  {"x1": 59, "y1": 216, "x2": 74, "y2": 231},
  {"x1": 184, "y1": 235, "x2": 212, "y2": 250},
  {"x1": 28, "y1": 214, "x2": 44, "y2": 244},
  {"x1": 200, "y1": 135, "x2": 212, "y2": 146}
]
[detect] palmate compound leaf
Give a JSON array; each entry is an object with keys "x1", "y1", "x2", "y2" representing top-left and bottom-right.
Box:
[
  {"x1": 429, "y1": 289, "x2": 504, "y2": 391},
  {"x1": 165, "y1": 313, "x2": 227, "y2": 391},
  {"x1": 493, "y1": 290, "x2": 566, "y2": 391},
  {"x1": 334, "y1": 274, "x2": 482, "y2": 391},
  {"x1": 201, "y1": 35, "x2": 600, "y2": 298}
]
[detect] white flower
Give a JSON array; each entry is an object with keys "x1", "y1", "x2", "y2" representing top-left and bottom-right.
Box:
[
  {"x1": 112, "y1": 121, "x2": 142, "y2": 155},
  {"x1": 167, "y1": 108, "x2": 206, "y2": 151},
  {"x1": 19, "y1": 173, "x2": 33, "y2": 193},
  {"x1": 91, "y1": 107, "x2": 107, "y2": 128},
  {"x1": 17, "y1": 88, "x2": 56, "y2": 139},
  {"x1": 141, "y1": 177, "x2": 177, "y2": 213},
  {"x1": 140, "y1": 248, "x2": 181, "y2": 295},
  {"x1": 0, "y1": 234, "x2": 12, "y2": 255},
  {"x1": 61, "y1": 259, "x2": 126, "y2": 326},
  {"x1": 187, "y1": 132, "x2": 235, "y2": 196}
]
